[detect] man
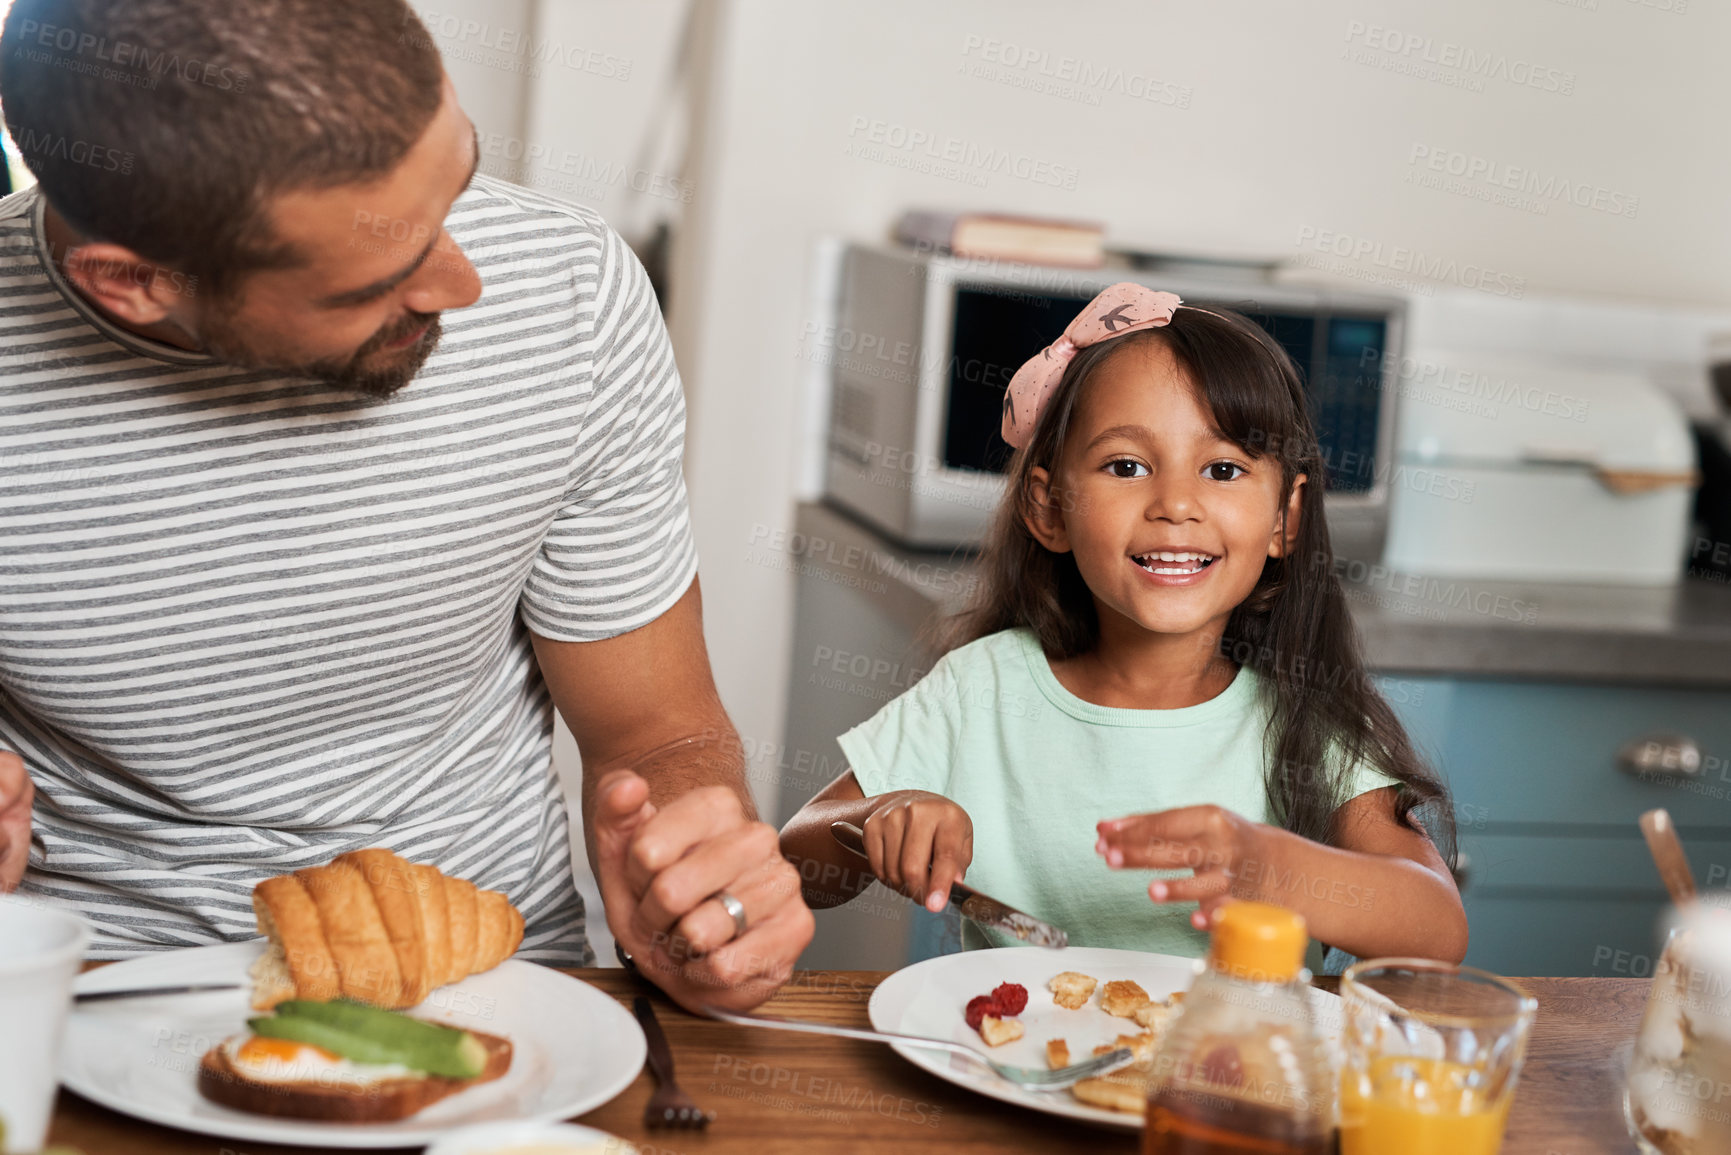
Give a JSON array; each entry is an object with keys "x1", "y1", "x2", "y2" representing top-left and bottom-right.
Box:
[{"x1": 0, "y1": 0, "x2": 812, "y2": 1012}]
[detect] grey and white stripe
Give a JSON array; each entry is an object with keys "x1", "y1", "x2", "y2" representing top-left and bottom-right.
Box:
[{"x1": 0, "y1": 174, "x2": 699, "y2": 962}]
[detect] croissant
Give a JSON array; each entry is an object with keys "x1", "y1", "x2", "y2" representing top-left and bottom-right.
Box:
[{"x1": 249, "y1": 849, "x2": 524, "y2": 1010}]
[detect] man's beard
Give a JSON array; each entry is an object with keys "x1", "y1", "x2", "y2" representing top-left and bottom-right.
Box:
[{"x1": 198, "y1": 309, "x2": 443, "y2": 398}]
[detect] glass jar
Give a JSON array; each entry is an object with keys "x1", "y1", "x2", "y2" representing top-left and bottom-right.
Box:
[
  {"x1": 1143, "y1": 901, "x2": 1334, "y2": 1155},
  {"x1": 1627, "y1": 904, "x2": 1731, "y2": 1155}
]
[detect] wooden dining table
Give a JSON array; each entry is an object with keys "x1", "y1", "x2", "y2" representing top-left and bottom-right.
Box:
[{"x1": 48, "y1": 968, "x2": 1649, "y2": 1154}]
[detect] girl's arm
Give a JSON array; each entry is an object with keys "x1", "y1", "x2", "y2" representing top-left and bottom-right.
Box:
[
  {"x1": 779, "y1": 771, "x2": 879, "y2": 908},
  {"x1": 779, "y1": 770, "x2": 973, "y2": 913},
  {"x1": 1095, "y1": 788, "x2": 1467, "y2": 963}
]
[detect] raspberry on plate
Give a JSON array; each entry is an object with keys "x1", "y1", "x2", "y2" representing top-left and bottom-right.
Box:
[
  {"x1": 965, "y1": 995, "x2": 998, "y2": 1031},
  {"x1": 991, "y1": 982, "x2": 1028, "y2": 1016}
]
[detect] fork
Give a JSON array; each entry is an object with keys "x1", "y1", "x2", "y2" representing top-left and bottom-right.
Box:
[
  {"x1": 633, "y1": 996, "x2": 715, "y2": 1129},
  {"x1": 704, "y1": 1006, "x2": 1136, "y2": 1091}
]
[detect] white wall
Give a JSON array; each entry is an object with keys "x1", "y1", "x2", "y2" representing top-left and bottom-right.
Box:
[
  {"x1": 667, "y1": 0, "x2": 1731, "y2": 821},
  {"x1": 518, "y1": 0, "x2": 692, "y2": 241},
  {"x1": 407, "y1": 0, "x2": 537, "y2": 157}
]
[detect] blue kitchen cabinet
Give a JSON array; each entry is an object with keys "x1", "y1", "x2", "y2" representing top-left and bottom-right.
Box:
[{"x1": 1389, "y1": 677, "x2": 1731, "y2": 976}]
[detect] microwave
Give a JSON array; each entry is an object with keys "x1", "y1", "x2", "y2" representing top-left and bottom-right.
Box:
[{"x1": 820, "y1": 244, "x2": 1407, "y2": 559}]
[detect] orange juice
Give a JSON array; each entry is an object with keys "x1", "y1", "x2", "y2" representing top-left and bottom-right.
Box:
[{"x1": 1339, "y1": 1057, "x2": 1512, "y2": 1155}]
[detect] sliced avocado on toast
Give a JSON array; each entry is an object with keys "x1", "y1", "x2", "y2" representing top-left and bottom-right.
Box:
[{"x1": 247, "y1": 998, "x2": 487, "y2": 1079}]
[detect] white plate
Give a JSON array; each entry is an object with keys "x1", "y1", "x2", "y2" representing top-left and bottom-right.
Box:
[
  {"x1": 423, "y1": 1119, "x2": 630, "y2": 1154},
  {"x1": 62, "y1": 942, "x2": 646, "y2": 1149},
  {"x1": 867, "y1": 946, "x2": 1341, "y2": 1132}
]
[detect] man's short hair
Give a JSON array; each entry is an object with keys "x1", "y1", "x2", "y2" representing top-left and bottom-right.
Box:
[{"x1": 0, "y1": 0, "x2": 444, "y2": 297}]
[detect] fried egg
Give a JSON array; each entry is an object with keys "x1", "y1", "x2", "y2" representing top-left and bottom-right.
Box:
[{"x1": 223, "y1": 1034, "x2": 417, "y2": 1087}]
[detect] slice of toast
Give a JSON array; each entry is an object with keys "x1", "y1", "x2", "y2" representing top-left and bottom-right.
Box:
[
  {"x1": 197, "y1": 1029, "x2": 512, "y2": 1122},
  {"x1": 978, "y1": 1015, "x2": 1024, "y2": 1047},
  {"x1": 1133, "y1": 999, "x2": 1175, "y2": 1032},
  {"x1": 1071, "y1": 1067, "x2": 1149, "y2": 1115},
  {"x1": 1100, "y1": 980, "x2": 1152, "y2": 1018},
  {"x1": 1048, "y1": 971, "x2": 1098, "y2": 1011}
]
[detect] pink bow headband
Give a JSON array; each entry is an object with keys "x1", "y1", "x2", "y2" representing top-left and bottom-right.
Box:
[{"x1": 1000, "y1": 283, "x2": 1216, "y2": 449}]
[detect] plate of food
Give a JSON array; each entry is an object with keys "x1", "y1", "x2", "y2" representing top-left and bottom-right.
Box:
[
  {"x1": 867, "y1": 945, "x2": 1341, "y2": 1131},
  {"x1": 59, "y1": 850, "x2": 645, "y2": 1149}
]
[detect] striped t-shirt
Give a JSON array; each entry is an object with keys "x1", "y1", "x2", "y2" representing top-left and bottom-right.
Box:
[{"x1": 0, "y1": 175, "x2": 699, "y2": 962}]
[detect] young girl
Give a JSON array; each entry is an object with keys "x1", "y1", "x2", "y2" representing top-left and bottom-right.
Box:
[{"x1": 781, "y1": 284, "x2": 1467, "y2": 963}]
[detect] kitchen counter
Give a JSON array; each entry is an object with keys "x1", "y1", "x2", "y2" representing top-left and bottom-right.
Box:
[{"x1": 790, "y1": 500, "x2": 1731, "y2": 688}]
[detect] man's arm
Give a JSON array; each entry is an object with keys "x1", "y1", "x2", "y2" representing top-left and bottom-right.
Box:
[
  {"x1": 0, "y1": 750, "x2": 32, "y2": 891},
  {"x1": 531, "y1": 577, "x2": 814, "y2": 1012}
]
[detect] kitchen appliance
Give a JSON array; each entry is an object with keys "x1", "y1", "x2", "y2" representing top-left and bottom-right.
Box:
[
  {"x1": 820, "y1": 244, "x2": 1407, "y2": 557},
  {"x1": 1692, "y1": 334, "x2": 1731, "y2": 582},
  {"x1": 1382, "y1": 350, "x2": 1697, "y2": 584}
]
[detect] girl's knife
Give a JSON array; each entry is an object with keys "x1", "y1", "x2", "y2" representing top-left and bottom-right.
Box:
[{"x1": 829, "y1": 821, "x2": 1068, "y2": 949}]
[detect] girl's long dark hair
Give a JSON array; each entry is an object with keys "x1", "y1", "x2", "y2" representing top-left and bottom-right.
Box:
[{"x1": 943, "y1": 306, "x2": 1454, "y2": 857}]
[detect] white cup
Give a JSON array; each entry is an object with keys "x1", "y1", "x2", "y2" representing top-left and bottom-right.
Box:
[{"x1": 0, "y1": 895, "x2": 89, "y2": 1155}]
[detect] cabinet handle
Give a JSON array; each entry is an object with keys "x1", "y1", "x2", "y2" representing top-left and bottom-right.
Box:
[{"x1": 1617, "y1": 735, "x2": 1704, "y2": 779}]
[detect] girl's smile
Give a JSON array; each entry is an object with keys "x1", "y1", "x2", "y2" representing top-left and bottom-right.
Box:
[{"x1": 1130, "y1": 548, "x2": 1219, "y2": 583}]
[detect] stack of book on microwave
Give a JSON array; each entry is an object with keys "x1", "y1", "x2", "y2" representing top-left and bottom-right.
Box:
[{"x1": 893, "y1": 209, "x2": 1105, "y2": 268}]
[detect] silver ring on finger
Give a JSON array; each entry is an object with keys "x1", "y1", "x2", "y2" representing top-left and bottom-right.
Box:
[{"x1": 714, "y1": 890, "x2": 749, "y2": 941}]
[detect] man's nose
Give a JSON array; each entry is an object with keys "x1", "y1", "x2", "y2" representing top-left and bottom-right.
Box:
[{"x1": 402, "y1": 231, "x2": 482, "y2": 313}]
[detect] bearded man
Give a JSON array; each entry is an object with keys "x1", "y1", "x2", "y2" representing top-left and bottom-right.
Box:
[{"x1": 0, "y1": 0, "x2": 812, "y2": 1012}]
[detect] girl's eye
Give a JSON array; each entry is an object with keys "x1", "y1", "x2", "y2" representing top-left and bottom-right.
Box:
[
  {"x1": 1205, "y1": 461, "x2": 1246, "y2": 481},
  {"x1": 1106, "y1": 459, "x2": 1149, "y2": 479}
]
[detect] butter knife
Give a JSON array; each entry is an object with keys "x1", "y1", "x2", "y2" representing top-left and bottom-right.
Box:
[
  {"x1": 830, "y1": 821, "x2": 1068, "y2": 949},
  {"x1": 74, "y1": 983, "x2": 242, "y2": 1003}
]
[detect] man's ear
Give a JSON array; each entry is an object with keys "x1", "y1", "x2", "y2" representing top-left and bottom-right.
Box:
[
  {"x1": 1267, "y1": 473, "x2": 1307, "y2": 558},
  {"x1": 61, "y1": 243, "x2": 195, "y2": 329},
  {"x1": 1022, "y1": 465, "x2": 1073, "y2": 554}
]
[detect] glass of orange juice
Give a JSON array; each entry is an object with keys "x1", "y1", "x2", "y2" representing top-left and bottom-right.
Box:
[{"x1": 1339, "y1": 959, "x2": 1538, "y2": 1155}]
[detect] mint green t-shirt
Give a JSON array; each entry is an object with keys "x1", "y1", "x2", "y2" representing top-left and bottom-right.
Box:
[{"x1": 838, "y1": 628, "x2": 1399, "y2": 958}]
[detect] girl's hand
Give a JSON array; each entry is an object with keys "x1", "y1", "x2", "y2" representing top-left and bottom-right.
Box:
[
  {"x1": 1096, "y1": 805, "x2": 1273, "y2": 931},
  {"x1": 863, "y1": 791, "x2": 973, "y2": 913}
]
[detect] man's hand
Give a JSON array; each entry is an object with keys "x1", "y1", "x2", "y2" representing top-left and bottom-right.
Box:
[
  {"x1": 1096, "y1": 805, "x2": 1271, "y2": 931},
  {"x1": 533, "y1": 580, "x2": 814, "y2": 1012},
  {"x1": 592, "y1": 769, "x2": 813, "y2": 1013},
  {"x1": 0, "y1": 751, "x2": 34, "y2": 892}
]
